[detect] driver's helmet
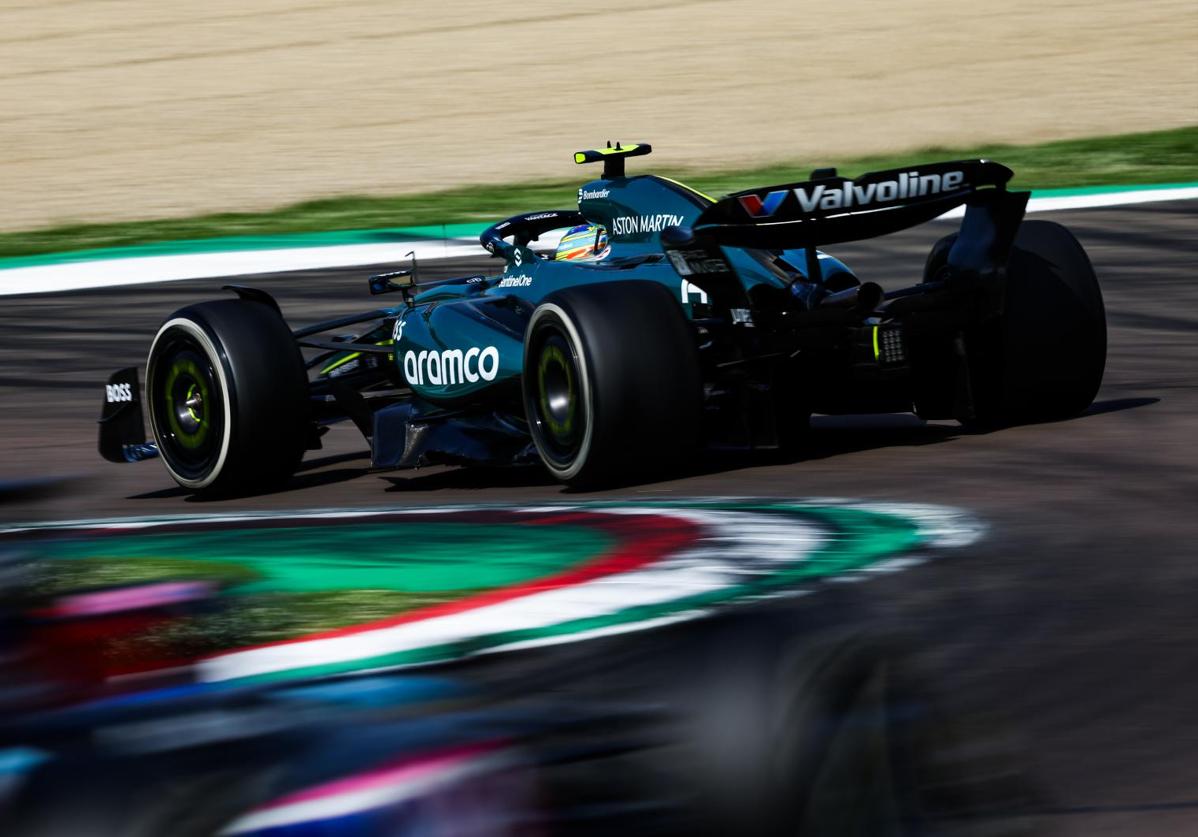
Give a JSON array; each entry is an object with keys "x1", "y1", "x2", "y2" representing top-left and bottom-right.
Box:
[{"x1": 555, "y1": 224, "x2": 610, "y2": 262}]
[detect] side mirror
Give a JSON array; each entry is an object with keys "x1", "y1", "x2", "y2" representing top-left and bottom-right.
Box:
[{"x1": 368, "y1": 269, "x2": 414, "y2": 296}]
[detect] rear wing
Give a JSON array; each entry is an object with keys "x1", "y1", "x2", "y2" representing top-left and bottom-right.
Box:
[
  {"x1": 693, "y1": 160, "x2": 1016, "y2": 248},
  {"x1": 664, "y1": 159, "x2": 1029, "y2": 296}
]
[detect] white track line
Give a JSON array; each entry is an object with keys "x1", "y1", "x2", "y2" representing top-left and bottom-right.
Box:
[
  {"x1": 2, "y1": 186, "x2": 1194, "y2": 297},
  {"x1": 937, "y1": 184, "x2": 1198, "y2": 218},
  {"x1": 0, "y1": 240, "x2": 485, "y2": 297}
]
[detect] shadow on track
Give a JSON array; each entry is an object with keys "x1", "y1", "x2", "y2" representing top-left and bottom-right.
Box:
[
  {"x1": 0, "y1": 476, "x2": 87, "y2": 504},
  {"x1": 295, "y1": 449, "x2": 371, "y2": 472},
  {"x1": 950, "y1": 396, "x2": 1160, "y2": 436},
  {"x1": 384, "y1": 465, "x2": 557, "y2": 492},
  {"x1": 127, "y1": 449, "x2": 375, "y2": 502},
  {"x1": 125, "y1": 398, "x2": 1159, "y2": 500},
  {"x1": 1076, "y1": 396, "x2": 1159, "y2": 418}
]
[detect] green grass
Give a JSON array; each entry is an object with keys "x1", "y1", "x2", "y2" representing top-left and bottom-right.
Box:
[
  {"x1": 38, "y1": 555, "x2": 259, "y2": 595},
  {"x1": 39, "y1": 556, "x2": 471, "y2": 661},
  {"x1": 110, "y1": 589, "x2": 470, "y2": 662},
  {"x1": 2, "y1": 126, "x2": 1195, "y2": 260}
]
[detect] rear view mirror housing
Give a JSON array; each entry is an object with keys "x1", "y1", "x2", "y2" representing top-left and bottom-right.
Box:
[{"x1": 368, "y1": 269, "x2": 414, "y2": 296}]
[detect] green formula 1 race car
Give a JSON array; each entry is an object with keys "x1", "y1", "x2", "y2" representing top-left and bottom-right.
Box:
[{"x1": 99, "y1": 143, "x2": 1106, "y2": 494}]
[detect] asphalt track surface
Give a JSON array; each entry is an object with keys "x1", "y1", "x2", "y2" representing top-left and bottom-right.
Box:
[{"x1": 1, "y1": 200, "x2": 1196, "y2": 835}]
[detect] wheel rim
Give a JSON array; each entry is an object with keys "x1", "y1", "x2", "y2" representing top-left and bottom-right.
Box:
[
  {"x1": 150, "y1": 329, "x2": 225, "y2": 482},
  {"x1": 528, "y1": 326, "x2": 587, "y2": 470}
]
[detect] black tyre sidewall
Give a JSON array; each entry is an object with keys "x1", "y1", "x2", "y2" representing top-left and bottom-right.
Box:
[
  {"x1": 997, "y1": 220, "x2": 1107, "y2": 420},
  {"x1": 928, "y1": 223, "x2": 1106, "y2": 425},
  {"x1": 146, "y1": 319, "x2": 230, "y2": 488},
  {"x1": 523, "y1": 305, "x2": 595, "y2": 479}
]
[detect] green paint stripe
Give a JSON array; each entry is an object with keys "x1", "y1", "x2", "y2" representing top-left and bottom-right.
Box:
[
  {"x1": 218, "y1": 505, "x2": 925, "y2": 685},
  {"x1": 3, "y1": 180, "x2": 1195, "y2": 273},
  {"x1": 1029, "y1": 181, "x2": 1198, "y2": 198},
  {"x1": 47, "y1": 522, "x2": 614, "y2": 595},
  {"x1": 0, "y1": 222, "x2": 493, "y2": 271}
]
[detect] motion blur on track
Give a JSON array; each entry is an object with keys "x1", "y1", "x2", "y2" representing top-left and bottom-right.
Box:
[{"x1": 0, "y1": 501, "x2": 1030, "y2": 836}]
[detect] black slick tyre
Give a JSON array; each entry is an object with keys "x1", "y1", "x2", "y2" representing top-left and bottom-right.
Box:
[
  {"x1": 926, "y1": 222, "x2": 1106, "y2": 426},
  {"x1": 522, "y1": 280, "x2": 702, "y2": 486},
  {"x1": 145, "y1": 299, "x2": 309, "y2": 495},
  {"x1": 969, "y1": 220, "x2": 1106, "y2": 424}
]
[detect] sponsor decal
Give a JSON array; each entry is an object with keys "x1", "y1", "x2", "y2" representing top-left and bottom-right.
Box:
[
  {"x1": 513, "y1": 249, "x2": 523, "y2": 267},
  {"x1": 105, "y1": 382, "x2": 134, "y2": 403},
  {"x1": 610, "y1": 213, "x2": 685, "y2": 237},
  {"x1": 497, "y1": 275, "x2": 532, "y2": 288},
  {"x1": 327, "y1": 358, "x2": 360, "y2": 378},
  {"x1": 523, "y1": 212, "x2": 558, "y2": 222},
  {"x1": 737, "y1": 190, "x2": 788, "y2": 219},
  {"x1": 738, "y1": 170, "x2": 968, "y2": 218},
  {"x1": 578, "y1": 187, "x2": 610, "y2": 201},
  {"x1": 680, "y1": 279, "x2": 709, "y2": 304},
  {"x1": 391, "y1": 316, "x2": 405, "y2": 343},
  {"x1": 667, "y1": 248, "x2": 728, "y2": 277},
  {"x1": 403, "y1": 346, "x2": 500, "y2": 387}
]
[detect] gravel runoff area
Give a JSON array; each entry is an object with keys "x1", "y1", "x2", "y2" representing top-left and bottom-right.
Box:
[{"x1": 2, "y1": 0, "x2": 1196, "y2": 231}]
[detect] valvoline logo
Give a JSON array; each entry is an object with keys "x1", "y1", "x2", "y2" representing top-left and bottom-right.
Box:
[
  {"x1": 738, "y1": 170, "x2": 967, "y2": 218},
  {"x1": 737, "y1": 190, "x2": 788, "y2": 218}
]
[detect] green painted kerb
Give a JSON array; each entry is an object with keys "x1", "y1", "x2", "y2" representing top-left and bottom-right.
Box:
[
  {"x1": 44, "y1": 522, "x2": 613, "y2": 594},
  {"x1": 18, "y1": 502, "x2": 972, "y2": 684},
  {"x1": 223, "y1": 503, "x2": 930, "y2": 684}
]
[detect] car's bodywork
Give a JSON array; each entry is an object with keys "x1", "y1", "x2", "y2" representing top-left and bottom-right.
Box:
[{"x1": 101, "y1": 143, "x2": 1092, "y2": 483}]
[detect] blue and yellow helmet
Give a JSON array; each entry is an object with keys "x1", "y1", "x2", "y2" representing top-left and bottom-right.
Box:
[{"x1": 555, "y1": 224, "x2": 610, "y2": 262}]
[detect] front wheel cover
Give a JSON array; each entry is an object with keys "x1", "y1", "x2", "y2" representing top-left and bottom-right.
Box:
[
  {"x1": 146, "y1": 317, "x2": 234, "y2": 490},
  {"x1": 523, "y1": 303, "x2": 596, "y2": 481}
]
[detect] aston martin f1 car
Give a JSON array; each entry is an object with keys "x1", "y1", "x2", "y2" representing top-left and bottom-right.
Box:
[{"x1": 99, "y1": 143, "x2": 1106, "y2": 493}]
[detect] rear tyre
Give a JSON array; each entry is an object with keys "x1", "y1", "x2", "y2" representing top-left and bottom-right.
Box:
[
  {"x1": 146, "y1": 299, "x2": 309, "y2": 495},
  {"x1": 522, "y1": 281, "x2": 703, "y2": 486},
  {"x1": 967, "y1": 220, "x2": 1106, "y2": 424},
  {"x1": 922, "y1": 231, "x2": 958, "y2": 284}
]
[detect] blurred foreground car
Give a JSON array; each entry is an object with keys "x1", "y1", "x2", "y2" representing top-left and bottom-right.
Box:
[
  {"x1": 99, "y1": 144, "x2": 1105, "y2": 493},
  {"x1": 0, "y1": 550, "x2": 1028, "y2": 836}
]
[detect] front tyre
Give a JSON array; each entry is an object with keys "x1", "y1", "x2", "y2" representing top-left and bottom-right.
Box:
[
  {"x1": 146, "y1": 299, "x2": 309, "y2": 494},
  {"x1": 522, "y1": 281, "x2": 702, "y2": 486}
]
